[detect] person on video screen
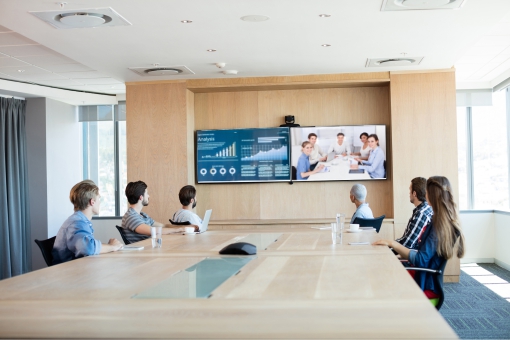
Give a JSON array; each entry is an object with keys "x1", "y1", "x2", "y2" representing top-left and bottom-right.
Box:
[
  {"x1": 352, "y1": 134, "x2": 385, "y2": 179},
  {"x1": 297, "y1": 141, "x2": 325, "y2": 180}
]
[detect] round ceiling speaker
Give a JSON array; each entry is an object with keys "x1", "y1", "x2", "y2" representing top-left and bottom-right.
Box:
[
  {"x1": 376, "y1": 58, "x2": 415, "y2": 66},
  {"x1": 145, "y1": 68, "x2": 183, "y2": 76},
  {"x1": 396, "y1": 0, "x2": 453, "y2": 8},
  {"x1": 59, "y1": 12, "x2": 111, "y2": 28}
]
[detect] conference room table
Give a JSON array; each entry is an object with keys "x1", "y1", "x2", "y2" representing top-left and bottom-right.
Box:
[
  {"x1": 0, "y1": 228, "x2": 458, "y2": 339},
  {"x1": 307, "y1": 156, "x2": 372, "y2": 181}
]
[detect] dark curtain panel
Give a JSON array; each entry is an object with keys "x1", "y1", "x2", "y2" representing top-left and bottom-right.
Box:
[{"x1": 0, "y1": 97, "x2": 30, "y2": 279}]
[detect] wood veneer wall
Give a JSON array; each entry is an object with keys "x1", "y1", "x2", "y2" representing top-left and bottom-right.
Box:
[
  {"x1": 194, "y1": 87, "x2": 393, "y2": 220},
  {"x1": 126, "y1": 82, "x2": 194, "y2": 222},
  {"x1": 389, "y1": 70, "x2": 460, "y2": 281}
]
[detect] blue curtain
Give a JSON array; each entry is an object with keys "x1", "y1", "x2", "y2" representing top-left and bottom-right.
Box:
[{"x1": 0, "y1": 97, "x2": 30, "y2": 279}]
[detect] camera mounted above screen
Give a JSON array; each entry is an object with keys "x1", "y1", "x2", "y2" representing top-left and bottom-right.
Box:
[{"x1": 279, "y1": 115, "x2": 300, "y2": 127}]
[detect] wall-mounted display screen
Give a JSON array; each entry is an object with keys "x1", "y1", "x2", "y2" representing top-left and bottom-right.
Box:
[
  {"x1": 196, "y1": 127, "x2": 291, "y2": 183},
  {"x1": 290, "y1": 125, "x2": 387, "y2": 181}
]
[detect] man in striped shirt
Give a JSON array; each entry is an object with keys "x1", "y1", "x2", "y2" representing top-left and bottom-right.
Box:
[
  {"x1": 395, "y1": 177, "x2": 433, "y2": 249},
  {"x1": 121, "y1": 181, "x2": 183, "y2": 244}
]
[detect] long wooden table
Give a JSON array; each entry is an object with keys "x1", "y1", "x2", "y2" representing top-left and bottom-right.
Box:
[{"x1": 0, "y1": 228, "x2": 458, "y2": 339}]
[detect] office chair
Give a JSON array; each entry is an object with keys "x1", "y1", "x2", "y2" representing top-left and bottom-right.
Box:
[
  {"x1": 168, "y1": 219, "x2": 191, "y2": 225},
  {"x1": 405, "y1": 257, "x2": 448, "y2": 310},
  {"x1": 34, "y1": 236, "x2": 56, "y2": 267},
  {"x1": 352, "y1": 214, "x2": 385, "y2": 233},
  {"x1": 115, "y1": 225, "x2": 132, "y2": 245},
  {"x1": 383, "y1": 160, "x2": 386, "y2": 178}
]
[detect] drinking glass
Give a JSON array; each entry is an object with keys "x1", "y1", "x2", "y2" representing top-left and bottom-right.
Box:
[{"x1": 151, "y1": 226, "x2": 162, "y2": 248}]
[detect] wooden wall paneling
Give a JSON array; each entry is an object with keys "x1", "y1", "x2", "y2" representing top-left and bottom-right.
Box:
[
  {"x1": 194, "y1": 86, "x2": 394, "y2": 221},
  {"x1": 390, "y1": 70, "x2": 459, "y2": 280},
  {"x1": 126, "y1": 82, "x2": 189, "y2": 223},
  {"x1": 390, "y1": 71, "x2": 458, "y2": 224},
  {"x1": 186, "y1": 90, "x2": 195, "y2": 185}
]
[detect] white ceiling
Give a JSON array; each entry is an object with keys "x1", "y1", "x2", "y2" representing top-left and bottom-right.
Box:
[{"x1": 1, "y1": 0, "x2": 510, "y2": 98}]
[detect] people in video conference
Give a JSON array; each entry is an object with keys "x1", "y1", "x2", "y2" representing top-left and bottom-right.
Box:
[
  {"x1": 353, "y1": 132, "x2": 371, "y2": 160},
  {"x1": 328, "y1": 132, "x2": 351, "y2": 156},
  {"x1": 307, "y1": 133, "x2": 327, "y2": 170},
  {"x1": 297, "y1": 141, "x2": 325, "y2": 180},
  {"x1": 352, "y1": 134, "x2": 385, "y2": 178}
]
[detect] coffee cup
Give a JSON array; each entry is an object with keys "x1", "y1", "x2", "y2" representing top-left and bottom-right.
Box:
[
  {"x1": 184, "y1": 226, "x2": 195, "y2": 233},
  {"x1": 349, "y1": 224, "x2": 360, "y2": 231}
]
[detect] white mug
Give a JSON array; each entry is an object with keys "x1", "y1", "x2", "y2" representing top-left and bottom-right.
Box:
[
  {"x1": 184, "y1": 226, "x2": 195, "y2": 233},
  {"x1": 350, "y1": 224, "x2": 360, "y2": 231}
]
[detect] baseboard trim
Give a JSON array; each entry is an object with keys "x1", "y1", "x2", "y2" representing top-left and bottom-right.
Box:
[
  {"x1": 461, "y1": 258, "x2": 495, "y2": 264},
  {"x1": 495, "y1": 259, "x2": 510, "y2": 271}
]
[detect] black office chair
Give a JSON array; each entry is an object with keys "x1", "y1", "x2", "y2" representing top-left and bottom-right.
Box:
[
  {"x1": 383, "y1": 160, "x2": 387, "y2": 178},
  {"x1": 405, "y1": 257, "x2": 448, "y2": 310},
  {"x1": 291, "y1": 166, "x2": 297, "y2": 180},
  {"x1": 169, "y1": 219, "x2": 191, "y2": 226},
  {"x1": 115, "y1": 225, "x2": 132, "y2": 245},
  {"x1": 352, "y1": 214, "x2": 385, "y2": 233},
  {"x1": 34, "y1": 236, "x2": 56, "y2": 267}
]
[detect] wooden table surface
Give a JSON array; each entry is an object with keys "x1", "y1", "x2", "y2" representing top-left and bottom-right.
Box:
[{"x1": 0, "y1": 228, "x2": 458, "y2": 339}]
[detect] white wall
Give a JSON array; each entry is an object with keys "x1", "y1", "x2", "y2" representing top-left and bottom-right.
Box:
[
  {"x1": 91, "y1": 218, "x2": 123, "y2": 244},
  {"x1": 459, "y1": 211, "x2": 495, "y2": 263},
  {"x1": 26, "y1": 98, "x2": 48, "y2": 270},
  {"x1": 460, "y1": 210, "x2": 510, "y2": 271},
  {"x1": 45, "y1": 99, "x2": 82, "y2": 236},
  {"x1": 494, "y1": 212, "x2": 510, "y2": 271}
]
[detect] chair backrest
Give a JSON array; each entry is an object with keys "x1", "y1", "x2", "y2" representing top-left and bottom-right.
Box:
[
  {"x1": 34, "y1": 236, "x2": 57, "y2": 267},
  {"x1": 168, "y1": 219, "x2": 191, "y2": 226},
  {"x1": 291, "y1": 166, "x2": 297, "y2": 181},
  {"x1": 115, "y1": 225, "x2": 132, "y2": 245},
  {"x1": 352, "y1": 214, "x2": 386, "y2": 233}
]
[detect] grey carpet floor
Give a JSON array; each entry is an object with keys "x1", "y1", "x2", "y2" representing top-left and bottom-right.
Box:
[{"x1": 440, "y1": 264, "x2": 510, "y2": 339}]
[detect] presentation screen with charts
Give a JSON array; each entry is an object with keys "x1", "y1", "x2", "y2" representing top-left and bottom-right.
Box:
[{"x1": 196, "y1": 127, "x2": 291, "y2": 183}]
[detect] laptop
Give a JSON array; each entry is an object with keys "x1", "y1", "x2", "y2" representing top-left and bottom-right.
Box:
[
  {"x1": 199, "y1": 209, "x2": 213, "y2": 233},
  {"x1": 326, "y1": 152, "x2": 337, "y2": 162}
]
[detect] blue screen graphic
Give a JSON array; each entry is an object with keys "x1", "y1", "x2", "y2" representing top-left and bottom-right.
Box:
[{"x1": 196, "y1": 128, "x2": 290, "y2": 183}]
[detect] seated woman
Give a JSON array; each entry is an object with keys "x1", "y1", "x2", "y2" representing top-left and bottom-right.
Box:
[
  {"x1": 296, "y1": 141, "x2": 325, "y2": 180},
  {"x1": 372, "y1": 176, "x2": 465, "y2": 304},
  {"x1": 352, "y1": 134, "x2": 385, "y2": 178},
  {"x1": 352, "y1": 132, "x2": 370, "y2": 161}
]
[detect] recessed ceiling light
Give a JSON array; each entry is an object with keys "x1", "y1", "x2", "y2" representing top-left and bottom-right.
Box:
[
  {"x1": 207, "y1": 49, "x2": 217, "y2": 52},
  {"x1": 181, "y1": 20, "x2": 192, "y2": 23},
  {"x1": 241, "y1": 15, "x2": 269, "y2": 22},
  {"x1": 319, "y1": 14, "x2": 331, "y2": 17},
  {"x1": 321, "y1": 44, "x2": 331, "y2": 47},
  {"x1": 111, "y1": 86, "x2": 116, "y2": 89},
  {"x1": 18, "y1": 69, "x2": 25, "y2": 73}
]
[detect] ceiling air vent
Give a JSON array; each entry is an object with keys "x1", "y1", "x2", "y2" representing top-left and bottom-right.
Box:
[
  {"x1": 366, "y1": 57, "x2": 423, "y2": 67},
  {"x1": 128, "y1": 66, "x2": 195, "y2": 77},
  {"x1": 30, "y1": 7, "x2": 131, "y2": 29},
  {"x1": 381, "y1": 0, "x2": 466, "y2": 11}
]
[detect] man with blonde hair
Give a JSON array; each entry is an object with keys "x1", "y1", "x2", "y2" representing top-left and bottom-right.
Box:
[{"x1": 52, "y1": 180, "x2": 123, "y2": 264}]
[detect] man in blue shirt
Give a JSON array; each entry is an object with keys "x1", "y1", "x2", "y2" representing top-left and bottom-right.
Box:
[
  {"x1": 350, "y1": 184, "x2": 374, "y2": 221},
  {"x1": 52, "y1": 180, "x2": 123, "y2": 264}
]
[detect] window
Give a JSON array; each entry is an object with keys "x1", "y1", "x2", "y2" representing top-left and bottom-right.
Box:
[
  {"x1": 458, "y1": 90, "x2": 510, "y2": 211},
  {"x1": 81, "y1": 102, "x2": 126, "y2": 217}
]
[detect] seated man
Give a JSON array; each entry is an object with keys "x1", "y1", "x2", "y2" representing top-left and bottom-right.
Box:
[
  {"x1": 350, "y1": 183, "x2": 374, "y2": 221},
  {"x1": 121, "y1": 181, "x2": 185, "y2": 243},
  {"x1": 396, "y1": 177, "x2": 433, "y2": 249},
  {"x1": 328, "y1": 132, "x2": 351, "y2": 157},
  {"x1": 52, "y1": 180, "x2": 123, "y2": 265},
  {"x1": 308, "y1": 133, "x2": 327, "y2": 171},
  {"x1": 172, "y1": 185, "x2": 204, "y2": 231}
]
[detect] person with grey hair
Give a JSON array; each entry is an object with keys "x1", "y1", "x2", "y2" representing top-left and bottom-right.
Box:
[{"x1": 350, "y1": 184, "x2": 374, "y2": 221}]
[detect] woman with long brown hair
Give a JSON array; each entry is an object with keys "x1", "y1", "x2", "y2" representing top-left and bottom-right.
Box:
[{"x1": 373, "y1": 176, "x2": 465, "y2": 298}]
